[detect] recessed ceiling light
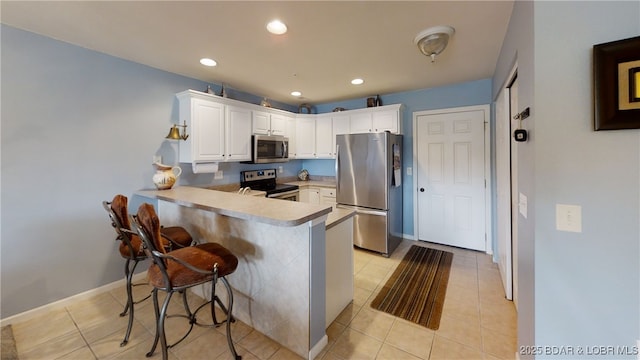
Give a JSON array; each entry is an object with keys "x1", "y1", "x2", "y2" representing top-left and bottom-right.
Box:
[
  {"x1": 267, "y1": 20, "x2": 287, "y2": 35},
  {"x1": 291, "y1": 91, "x2": 302, "y2": 97},
  {"x1": 200, "y1": 58, "x2": 217, "y2": 67},
  {"x1": 351, "y1": 78, "x2": 364, "y2": 85}
]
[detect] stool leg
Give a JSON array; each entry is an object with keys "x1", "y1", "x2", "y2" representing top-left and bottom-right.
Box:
[
  {"x1": 120, "y1": 258, "x2": 135, "y2": 347},
  {"x1": 146, "y1": 289, "x2": 161, "y2": 358},
  {"x1": 221, "y1": 277, "x2": 240, "y2": 360},
  {"x1": 157, "y1": 291, "x2": 173, "y2": 360}
]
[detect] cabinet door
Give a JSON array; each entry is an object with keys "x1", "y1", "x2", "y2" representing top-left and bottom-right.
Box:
[
  {"x1": 270, "y1": 113, "x2": 288, "y2": 136},
  {"x1": 350, "y1": 113, "x2": 373, "y2": 133},
  {"x1": 287, "y1": 117, "x2": 297, "y2": 158},
  {"x1": 252, "y1": 110, "x2": 270, "y2": 135},
  {"x1": 315, "y1": 115, "x2": 333, "y2": 158},
  {"x1": 372, "y1": 110, "x2": 399, "y2": 133},
  {"x1": 296, "y1": 116, "x2": 316, "y2": 158},
  {"x1": 226, "y1": 105, "x2": 252, "y2": 161},
  {"x1": 320, "y1": 187, "x2": 336, "y2": 207},
  {"x1": 192, "y1": 98, "x2": 225, "y2": 161},
  {"x1": 308, "y1": 188, "x2": 321, "y2": 204},
  {"x1": 332, "y1": 115, "x2": 350, "y2": 157}
]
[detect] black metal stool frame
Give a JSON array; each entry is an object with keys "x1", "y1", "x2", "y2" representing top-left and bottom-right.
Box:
[
  {"x1": 131, "y1": 213, "x2": 240, "y2": 360},
  {"x1": 103, "y1": 200, "x2": 151, "y2": 347}
]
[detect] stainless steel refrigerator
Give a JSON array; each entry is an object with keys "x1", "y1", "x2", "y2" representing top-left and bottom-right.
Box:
[{"x1": 336, "y1": 132, "x2": 403, "y2": 256}]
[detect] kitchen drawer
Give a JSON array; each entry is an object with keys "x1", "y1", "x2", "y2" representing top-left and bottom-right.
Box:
[{"x1": 320, "y1": 188, "x2": 336, "y2": 197}]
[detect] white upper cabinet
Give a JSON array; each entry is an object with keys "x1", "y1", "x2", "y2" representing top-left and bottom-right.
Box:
[
  {"x1": 295, "y1": 115, "x2": 316, "y2": 159},
  {"x1": 225, "y1": 105, "x2": 252, "y2": 161},
  {"x1": 286, "y1": 117, "x2": 297, "y2": 158},
  {"x1": 252, "y1": 110, "x2": 290, "y2": 136},
  {"x1": 178, "y1": 93, "x2": 226, "y2": 162},
  {"x1": 270, "y1": 113, "x2": 289, "y2": 136},
  {"x1": 177, "y1": 90, "x2": 402, "y2": 164},
  {"x1": 252, "y1": 110, "x2": 271, "y2": 135},
  {"x1": 332, "y1": 114, "x2": 351, "y2": 157},
  {"x1": 177, "y1": 90, "x2": 251, "y2": 163},
  {"x1": 348, "y1": 104, "x2": 402, "y2": 134},
  {"x1": 349, "y1": 113, "x2": 373, "y2": 134},
  {"x1": 315, "y1": 115, "x2": 333, "y2": 159}
]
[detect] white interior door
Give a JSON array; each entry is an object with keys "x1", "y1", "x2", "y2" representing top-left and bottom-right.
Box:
[
  {"x1": 510, "y1": 77, "x2": 520, "y2": 310},
  {"x1": 415, "y1": 108, "x2": 487, "y2": 251},
  {"x1": 496, "y1": 86, "x2": 513, "y2": 300}
]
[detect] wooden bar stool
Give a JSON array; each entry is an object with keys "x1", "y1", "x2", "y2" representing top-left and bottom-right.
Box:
[
  {"x1": 132, "y1": 203, "x2": 241, "y2": 360},
  {"x1": 103, "y1": 194, "x2": 193, "y2": 346}
]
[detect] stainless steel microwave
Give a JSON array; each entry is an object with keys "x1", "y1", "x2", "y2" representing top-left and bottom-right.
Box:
[{"x1": 247, "y1": 135, "x2": 289, "y2": 163}]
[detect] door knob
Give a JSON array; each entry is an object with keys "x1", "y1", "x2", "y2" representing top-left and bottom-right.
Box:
[{"x1": 419, "y1": 188, "x2": 425, "y2": 192}]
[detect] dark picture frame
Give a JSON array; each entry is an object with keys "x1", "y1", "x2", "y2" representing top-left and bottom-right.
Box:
[{"x1": 593, "y1": 36, "x2": 640, "y2": 130}]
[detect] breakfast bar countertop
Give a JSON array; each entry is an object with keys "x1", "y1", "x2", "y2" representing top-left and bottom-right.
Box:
[{"x1": 137, "y1": 186, "x2": 331, "y2": 227}]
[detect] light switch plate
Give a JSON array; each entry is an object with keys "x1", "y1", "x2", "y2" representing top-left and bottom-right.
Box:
[
  {"x1": 214, "y1": 170, "x2": 223, "y2": 180},
  {"x1": 406, "y1": 167, "x2": 412, "y2": 176},
  {"x1": 556, "y1": 204, "x2": 582, "y2": 233},
  {"x1": 519, "y1": 193, "x2": 527, "y2": 218}
]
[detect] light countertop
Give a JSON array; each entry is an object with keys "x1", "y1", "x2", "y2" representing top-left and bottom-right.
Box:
[
  {"x1": 137, "y1": 186, "x2": 331, "y2": 227},
  {"x1": 326, "y1": 207, "x2": 355, "y2": 230},
  {"x1": 284, "y1": 180, "x2": 336, "y2": 188}
]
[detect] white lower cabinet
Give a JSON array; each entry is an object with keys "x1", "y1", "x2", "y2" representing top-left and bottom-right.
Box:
[
  {"x1": 325, "y1": 215, "x2": 354, "y2": 328},
  {"x1": 320, "y1": 188, "x2": 336, "y2": 207},
  {"x1": 299, "y1": 188, "x2": 320, "y2": 204}
]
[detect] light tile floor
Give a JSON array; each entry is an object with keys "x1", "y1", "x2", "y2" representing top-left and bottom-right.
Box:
[{"x1": 9, "y1": 240, "x2": 517, "y2": 359}]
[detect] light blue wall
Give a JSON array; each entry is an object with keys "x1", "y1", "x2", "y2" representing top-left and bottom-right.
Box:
[{"x1": 493, "y1": 1, "x2": 640, "y2": 355}]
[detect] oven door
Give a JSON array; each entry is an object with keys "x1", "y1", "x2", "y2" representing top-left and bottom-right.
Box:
[
  {"x1": 267, "y1": 189, "x2": 299, "y2": 201},
  {"x1": 252, "y1": 135, "x2": 289, "y2": 163}
]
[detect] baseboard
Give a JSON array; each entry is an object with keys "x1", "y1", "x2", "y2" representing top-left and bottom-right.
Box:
[
  {"x1": 309, "y1": 334, "x2": 328, "y2": 360},
  {"x1": 0, "y1": 272, "x2": 147, "y2": 327}
]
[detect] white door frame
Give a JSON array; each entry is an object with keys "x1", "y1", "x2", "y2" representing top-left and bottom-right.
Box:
[
  {"x1": 496, "y1": 64, "x2": 519, "y2": 305},
  {"x1": 412, "y1": 104, "x2": 492, "y2": 254}
]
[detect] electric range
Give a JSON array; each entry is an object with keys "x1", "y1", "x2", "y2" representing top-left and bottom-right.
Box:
[{"x1": 240, "y1": 169, "x2": 299, "y2": 200}]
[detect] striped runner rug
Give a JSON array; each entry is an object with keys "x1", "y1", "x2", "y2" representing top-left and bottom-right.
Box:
[{"x1": 371, "y1": 245, "x2": 453, "y2": 330}]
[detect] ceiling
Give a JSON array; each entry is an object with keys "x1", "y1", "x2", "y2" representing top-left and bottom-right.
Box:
[{"x1": 1, "y1": 1, "x2": 514, "y2": 105}]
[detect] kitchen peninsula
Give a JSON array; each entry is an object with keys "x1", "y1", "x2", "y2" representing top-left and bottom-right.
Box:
[{"x1": 135, "y1": 186, "x2": 354, "y2": 359}]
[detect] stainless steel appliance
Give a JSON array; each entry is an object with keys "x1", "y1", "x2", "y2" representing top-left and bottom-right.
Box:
[
  {"x1": 336, "y1": 132, "x2": 403, "y2": 256},
  {"x1": 240, "y1": 169, "x2": 299, "y2": 201},
  {"x1": 245, "y1": 135, "x2": 289, "y2": 164}
]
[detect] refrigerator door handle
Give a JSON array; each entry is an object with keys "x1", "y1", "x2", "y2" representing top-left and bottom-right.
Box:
[
  {"x1": 335, "y1": 144, "x2": 340, "y2": 194},
  {"x1": 337, "y1": 204, "x2": 386, "y2": 216}
]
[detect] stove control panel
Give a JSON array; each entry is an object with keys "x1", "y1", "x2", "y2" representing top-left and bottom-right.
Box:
[{"x1": 241, "y1": 169, "x2": 276, "y2": 182}]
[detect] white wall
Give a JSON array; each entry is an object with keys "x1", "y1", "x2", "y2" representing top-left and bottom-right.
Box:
[{"x1": 494, "y1": 1, "x2": 640, "y2": 355}]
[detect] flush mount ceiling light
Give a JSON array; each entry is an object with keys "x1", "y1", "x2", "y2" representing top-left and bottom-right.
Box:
[
  {"x1": 267, "y1": 20, "x2": 287, "y2": 35},
  {"x1": 291, "y1": 91, "x2": 302, "y2": 97},
  {"x1": 414, "y1": 25, "x2": 455, "y2": 63},
  {"x1": 199, "y1": 58, "x2": 217, "y2": 67},
  {"x1": 351, "y1": 78, "x2": 364, "y2": 85}
]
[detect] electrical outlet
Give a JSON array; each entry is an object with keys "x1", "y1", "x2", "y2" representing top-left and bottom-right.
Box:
[
  {"x1": 406, "y1": 167, "x2": 412, "y2": 175},
  {"x1": 278, "y1": 166, "x2": 283, "y2": 174},
  {"x1": 153, "y1": 155, "x2": 162, "y2": 164},
  {"x1": 214, "y1": 170, "x2": 223, "y2": 180}
]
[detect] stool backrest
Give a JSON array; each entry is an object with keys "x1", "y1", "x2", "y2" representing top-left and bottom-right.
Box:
[
  {"x1": 103, "y1": 194, "x2": 144, "y2": 258},
  {"x1": 132, "y1": 203, "x2": 172, "y2": 288}
]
